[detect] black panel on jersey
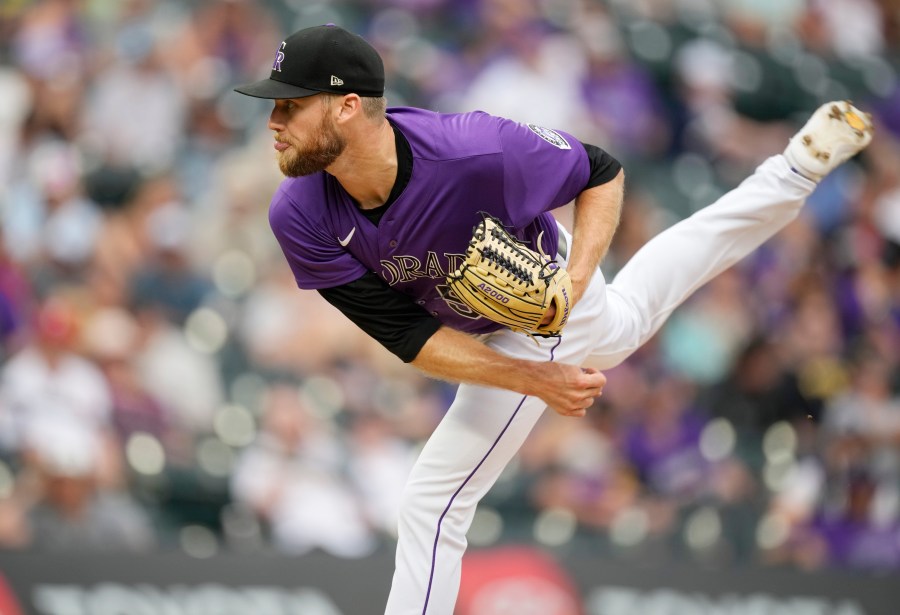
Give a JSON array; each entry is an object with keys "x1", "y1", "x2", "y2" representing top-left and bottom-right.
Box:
[
  {"x1": 580, "y1": 142, "x2": 622, "y2": 189},
  {"x1": 318, "y1": 272, "x2": 442, "y2": 363}
]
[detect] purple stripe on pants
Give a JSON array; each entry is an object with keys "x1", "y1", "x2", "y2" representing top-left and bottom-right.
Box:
[{"x1": 420, "y1": 337, "x2": 562, "y2": 614}]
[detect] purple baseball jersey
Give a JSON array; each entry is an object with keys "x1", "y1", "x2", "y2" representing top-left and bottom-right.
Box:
[{"x1": 268, "y1": 107, "x2": 590, "y2": 334}]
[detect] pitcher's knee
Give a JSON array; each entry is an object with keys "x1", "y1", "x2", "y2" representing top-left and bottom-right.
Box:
[
  {"x1": 396, "y1": 482, "x2": 441, "y2": 535},
  {"x1": 395, "y1": 480, "x2": 472, "y2": 550},
  {"x1": 616, "y1": 289, "x2": 658, "y2": 344}
]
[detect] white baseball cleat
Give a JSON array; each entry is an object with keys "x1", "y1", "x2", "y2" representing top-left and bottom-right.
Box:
[{"x1": 783, "y1": 100, "x2": 874, "y2": 182}]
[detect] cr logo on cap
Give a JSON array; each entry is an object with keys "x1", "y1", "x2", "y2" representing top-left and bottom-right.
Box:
[{"x1": 272, "y1": 41, "x2": 286, "y2": 72}]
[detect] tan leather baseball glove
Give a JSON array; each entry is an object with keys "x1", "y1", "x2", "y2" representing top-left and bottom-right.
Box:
[{"x1": 447, "y1": 215, "x2": 572, "y2": 336}]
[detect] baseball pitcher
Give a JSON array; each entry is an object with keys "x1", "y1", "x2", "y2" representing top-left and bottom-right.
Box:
[{"x1": 235, "y1": 24, "x2": 874, "y2": 615}]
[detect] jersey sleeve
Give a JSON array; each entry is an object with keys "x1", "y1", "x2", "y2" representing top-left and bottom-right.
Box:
[
  {"x1": 581, "y1": 141, "x2": 623, "y2": 189},
  {"x1": 498, "y1": 119, "x2": 592, "y2": 228},
  {"x1": 318, "y1": 272, "x2": 442, "y2": 363},
  {"x1": 268, "y1": 186, "x2": 368, "y2": 289}
]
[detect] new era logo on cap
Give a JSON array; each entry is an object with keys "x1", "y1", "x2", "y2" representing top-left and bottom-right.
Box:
[{"x1": 234, "y1": 25, "x2": 385, "y2": 100}]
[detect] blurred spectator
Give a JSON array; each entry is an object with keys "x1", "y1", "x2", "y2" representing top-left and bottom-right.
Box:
[
  {"x1": 81, "y1": 21, "x2": 186, "y2": 172},
  {"x1": 661, "y1": 269, "x2": 755, "y2": 384},
  {"x1": 90, "y1": 173, "x2": 179, "y2": 307},
  {"x1": 230, "y1": 383, "x2": 376, "y2": 557},
  {"x1": 129, "y1": 201, "x2": 213, "y2": 326},
  {"x1": 525, "y1": 401, "x2": 641, "y2": 532},
  {"x1": 191, "y1": 144, "x2": 282, "y2": 264},
  {"x1": 0, "y1": 233, "x2": 33, "y2": 359},
  {"x1": 699, "y1": 337, "x2": 812, "y2": 439},
  {"x1": 574, "y1": 9, "x2": 671, "y2": 160},
  {"x1": 2, "y1": 140, "x2": 103, "y2": 290},
  {"x1": 0, "y1": 496, "x2": 31, "y2": 550},
  {"x1": 805, "y1": 0, "x2": 886, "y2": 57},
  {"x1": 82, "y1": 307, "x2": 176, "y2": 446},
  {"x1": 11, "y1": 0, "x2": 90, "y2": 83},
  {"x1": 19, "y1": 417, "x2": 155, "y2": 552},
  {"x1": 0, "y1": 297, "x2": 114, "y2": 461},
  {"x1": 346, "y1": 412, "x2": 417, "y2": 539},
  {"x1": 131, "y1": 305, "x2": 224, "y2": 436},
  {"x1": 783, "y1": 469, "x2": 900, "y2": 571},
  {"x1": 621, "y1": 374, "x2": 709, "y2": 501},
  {"x1": 10, "y1": 0, "x2": 88, "y2": 148},
  {"x1": 0, "y1": 67, "x2": 31, "y2": 204},
  {"x1": 237, "y1": 265, "x2": 377, "y2": 375},
  {"x1": 778, "y1": 278, "x2": 849, "y2": 409},
  {"x1": 163, "y1": 0, "x2": 282, "y2": 91},
  {"x1": 672, "y1": 38, "x2": 796, "y2": 175},
  {"x1": 457, "y1": 2, "x2": 590, "y2": 130},
  {"x1": 871, "y1": 83, "x2": 900, "y2": 139},
  {"x1": 822, "y1": 351, "x2": 900, "y2": 478}
]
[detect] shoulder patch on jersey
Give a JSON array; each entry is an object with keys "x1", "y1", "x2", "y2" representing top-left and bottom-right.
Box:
[{"x1": 526, "y1": 124, "x2": 571, "y2": 150}]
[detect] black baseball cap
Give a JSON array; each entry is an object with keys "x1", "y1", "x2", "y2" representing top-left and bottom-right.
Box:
[{"x1": 234, "y1": 24, "x2": 384, "y2": 99}]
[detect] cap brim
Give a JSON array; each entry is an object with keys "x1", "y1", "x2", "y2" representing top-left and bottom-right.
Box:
[{"x1": 233, "y1": 78, "x2": 321, "y2": 99}]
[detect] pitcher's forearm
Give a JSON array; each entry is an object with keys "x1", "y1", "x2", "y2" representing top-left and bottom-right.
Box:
[
  {"x1": 567, "y1": 168, "x2": 625, "y2": 301},
  {"x1": 411, "y1": 327, "x2": 541, "y2": 395},
  {"x1": 410, "y1": 326, "x2": 607, "y2": 417}
]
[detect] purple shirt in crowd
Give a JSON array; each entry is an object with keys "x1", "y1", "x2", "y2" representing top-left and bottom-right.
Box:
[
  {"x1": 268, "y1": 107, "x2": 589, "y2": 334},
  {"x1": 623, "y1": 411, "x2": 709, "y2": 497},
  {"x1": 812, "y1": 514, "x2": 900, "y2": 570}
]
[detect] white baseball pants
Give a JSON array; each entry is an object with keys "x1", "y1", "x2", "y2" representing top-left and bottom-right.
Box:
[{"x1": 384, "y1": 155, "x2": 815, "y2": 614}]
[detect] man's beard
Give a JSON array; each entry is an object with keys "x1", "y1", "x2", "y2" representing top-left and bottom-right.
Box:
[{"x1": 277, "y1": 114, "x2": 346, "y2": 177}]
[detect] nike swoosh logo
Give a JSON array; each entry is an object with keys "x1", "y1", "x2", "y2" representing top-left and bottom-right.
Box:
[{"x1": 338, "y1": 227, "x2": 356, "y2": 247}]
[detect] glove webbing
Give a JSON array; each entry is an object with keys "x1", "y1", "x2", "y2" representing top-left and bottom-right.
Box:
[{"x1": 477, "y1": 222, "x2": 558, "y2": 291}]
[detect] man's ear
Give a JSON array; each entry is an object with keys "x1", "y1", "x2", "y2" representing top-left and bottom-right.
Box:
[{"x1": 334, "y1": 94, "x2": 362, "y2": 123}]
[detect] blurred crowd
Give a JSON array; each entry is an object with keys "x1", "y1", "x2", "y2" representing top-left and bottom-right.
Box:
[{"x1": 0, "y1": 0, "x2": 899, "y2": 575}]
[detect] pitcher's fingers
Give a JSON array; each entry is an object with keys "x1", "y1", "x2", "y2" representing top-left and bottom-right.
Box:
[{"x1": 581, "y1": 368, "x2": 606, "y2": 384}]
